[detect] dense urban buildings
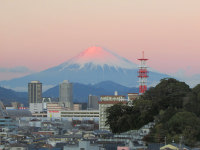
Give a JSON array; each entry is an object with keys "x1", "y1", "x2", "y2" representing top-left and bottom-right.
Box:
[
  {"x1": 28, "y1": 81, "x2": 42, "y2": 103},
  {"x1": 59, "y1": 80, "x2": 73, "y2": 109},
  {"x1": 1, "y1": 79, "x2": 198, "y2": 149}
]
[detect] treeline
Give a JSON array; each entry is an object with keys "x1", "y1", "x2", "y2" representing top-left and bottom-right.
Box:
[{"x1": 106, "y1": 78, "x2": 200, "y2": 146}]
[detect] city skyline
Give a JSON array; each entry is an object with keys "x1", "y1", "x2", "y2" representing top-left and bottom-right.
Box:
[{"x1": 1, "y1": 0, "x2": 200, "y2": 81}]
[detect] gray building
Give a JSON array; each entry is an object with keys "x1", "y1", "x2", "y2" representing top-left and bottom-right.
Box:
[
  {"x1": 28, "y1": 81, "x2": 42, "y2": 104},
  {"x1": 59, "y1": 80, "x2": 73, "y2": 109},
  {"x1": 88, "y1": 95, "x2": 99, "y2": 110}
]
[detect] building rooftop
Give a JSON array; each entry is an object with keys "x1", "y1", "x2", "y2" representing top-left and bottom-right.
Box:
[
  {"x1": 7, "y1": 110, "x2": 32, "y2": 117},
  {"x1": 100, "y1": 95, "x2": 126, "y2": 97},
  {"x1": 98, "y1": 101, "x2": 127, "y2": 104},
  {"x1": 30, "y1": 81, "x2": 41, "y2": 83}
]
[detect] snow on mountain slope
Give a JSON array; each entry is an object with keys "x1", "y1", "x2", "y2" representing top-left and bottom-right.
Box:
[{"x1": 60, "y1": 46, "x2": 137, "y2": 70}]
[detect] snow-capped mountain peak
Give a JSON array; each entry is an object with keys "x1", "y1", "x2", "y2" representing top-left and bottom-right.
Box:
[
  {"x1": 60, "y1": 46, "x2": 137, "y2": 70},
  {"x1": 0, "y1": 46, "x2": 169, "y2": 91}
]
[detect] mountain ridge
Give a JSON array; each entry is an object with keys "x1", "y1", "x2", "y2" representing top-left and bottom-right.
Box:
[{"x1": 43, "y1": 80, "x2": 138, "y2": 103}]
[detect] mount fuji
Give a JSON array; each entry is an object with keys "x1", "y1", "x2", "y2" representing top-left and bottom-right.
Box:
[{"x1": 0, "y1": 46, "x2": 169, "y2": 91}]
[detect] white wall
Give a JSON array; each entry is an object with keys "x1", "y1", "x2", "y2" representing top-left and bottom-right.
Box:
[{"x1": 29, "y1": 103, "x2": 43, "y2": 113}]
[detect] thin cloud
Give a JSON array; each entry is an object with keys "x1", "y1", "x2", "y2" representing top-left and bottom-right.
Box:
[{"x1": 0, "y1": 66, "x2": 34, "y2": 73}]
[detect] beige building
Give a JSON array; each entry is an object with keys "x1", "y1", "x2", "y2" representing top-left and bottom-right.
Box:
[
  {"x1": 73, "y1": 104, "x2": 82, "y2": 111},
  {"x1": 160, "y1": 144, "x2": 190, "y2": 150},
  {"x1": 61, "y1": 110, "x2": 99, "y2": 118},
  {"x1": 11, "y1": 102, "x2": 21, "y2": 109},
  {"x1": 99, "y1": 95, "x2": 127, "y2": 131},
  {"x1": 128, "y1": 93, "x2": 139, "y2": 101}
]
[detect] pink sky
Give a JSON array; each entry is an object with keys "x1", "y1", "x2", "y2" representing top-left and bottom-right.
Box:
[{"x1": 0, "y1": 0, "x2": 200, "y2": 80}]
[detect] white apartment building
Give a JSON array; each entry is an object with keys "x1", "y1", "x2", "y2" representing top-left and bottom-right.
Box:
[
  {"x1": 46, "y1": 102, "x2": 99, "y2": 119},
  {"x1": 61, "y1": 110, "x2": 99, "y2": 119},
  {"x1": 29, "y1": 103, "x2": 43, "y2": 114},
  {"x1": 99, "y1": 95, "x2": 127, "y2": 131},
  {"x1": 47, "y1": 103, "x2": 64, "y2": 118}
]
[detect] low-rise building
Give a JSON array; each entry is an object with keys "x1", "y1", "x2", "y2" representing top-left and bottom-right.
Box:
[
  {"x1": 73, "y1": 104, "x2": 82, "y2": 111},
  {"x1": 0, "y1": 117, "x2": 16, "y2": 129},
  {"x1": 11, "y1": 102, "x2": 21, "y2": 109},
  {"x1": 160, "y1": 143, "x2": 191, "y2": 150},
  {"x1": 117, "y1": 147, "x2": 130, "y2": 150},
  {"x1": 29, "y1": 103, "x2": 43, "y2": 114},
  {"x1": 128, "y1": 93, "x2": 139, "y2": 101},
  {"x1": 8, "y1": 143, "x2": 28, "y2": 150},
  {"x1": 47, "y1": 103, "x2": 64, "y2": 118},
  {"x1": 64, "y1": 140, "x2": 103, "y2": 150},
  {"x1": 61, "y1": 110, "x2": 99, "y2": 119}
]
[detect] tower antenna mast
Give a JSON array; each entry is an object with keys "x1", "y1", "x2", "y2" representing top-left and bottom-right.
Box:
[{"x1": 137, "y1": 51, "x2": 149, "y2": 94}]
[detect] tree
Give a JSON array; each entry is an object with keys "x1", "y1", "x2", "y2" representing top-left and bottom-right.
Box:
[
  {"x1": 143, "y1": 78, "x2": 190, "y2": 109},
  {"x1": 166, "y1": 111, "x2": 200, "y2": 146},
  {"x1": 106, "y1": 100, "x2": 155, "y2": 133},
  {"x1": 105, "y1": 103, "x2": 134, "y2": 133}
]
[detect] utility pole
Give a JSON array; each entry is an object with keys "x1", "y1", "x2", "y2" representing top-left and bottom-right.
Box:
[{"x1": 179, "y1": 136, "x2": 183, "y2": 150}]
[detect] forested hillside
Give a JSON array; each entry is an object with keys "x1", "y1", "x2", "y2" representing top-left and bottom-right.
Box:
[{"x1": 106, "y1": 78, "x2": 200, "y2": 146}]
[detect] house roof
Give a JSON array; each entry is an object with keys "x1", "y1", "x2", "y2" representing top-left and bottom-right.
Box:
[
  {"x1": 160, "y1": 144, "x2": 179, "y2": 150},
  {"x1": 160, "y1": 143, "x2": 191, "y2": 150}
]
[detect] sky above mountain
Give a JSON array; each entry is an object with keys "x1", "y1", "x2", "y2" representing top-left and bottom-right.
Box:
[{"x1": 0, "y1": 0, "x2": 200, "y2": 81}]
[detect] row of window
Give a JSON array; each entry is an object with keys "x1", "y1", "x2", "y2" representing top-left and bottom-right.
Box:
[
  {"x1": 61, "y1": 115, "x2": 99, "y2": 117},
  {"x1": 61, "y1": 112, "x2": 99, "y2": 114}
]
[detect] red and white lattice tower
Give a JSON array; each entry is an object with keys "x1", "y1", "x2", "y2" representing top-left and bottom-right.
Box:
[{"x1": 137, "y1": 51, "x2": 149, "y2": 94}]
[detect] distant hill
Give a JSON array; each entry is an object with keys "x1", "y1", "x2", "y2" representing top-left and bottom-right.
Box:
[
  {"x1": 93, "y1": 81, "x2": 138, "y2": 94},
  {"x1": 0, "y1": 81, "x2": 138, "y2": 105},
  {"x1": 43, "y1": 81, "x2": 138, "y2": 103},
  {"x1": 0, "y1": 87, "x2": 27, "y2": 106}
]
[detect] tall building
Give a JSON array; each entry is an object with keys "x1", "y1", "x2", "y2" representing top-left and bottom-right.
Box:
[
  {"x1": 88, "y1": 95, "x2": 99, "y2": 110},
  {"x1": 28, "y1": 81, "x2": 42, "y2": 103},
  {"x1": 59, "y1": 80, "x2": 73, "y2": 109}
]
